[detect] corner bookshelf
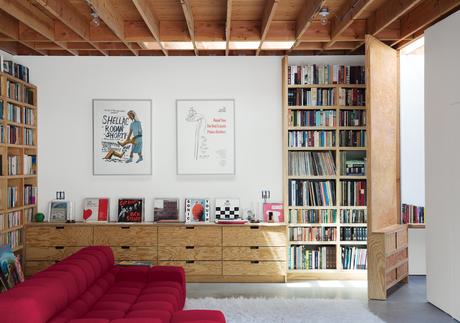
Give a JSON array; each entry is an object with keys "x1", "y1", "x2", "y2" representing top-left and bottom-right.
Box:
[
  {"x1": 0, "y1": 66, "x2": 38, "y2": 256},
  {"x1": 282, "y1": 57, "x2": 368, "y2": 280}
]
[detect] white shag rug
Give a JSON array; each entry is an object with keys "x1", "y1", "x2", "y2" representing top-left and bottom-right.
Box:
[{"x1": 185, "y1": 297, "x2": 384, "y2": 323}]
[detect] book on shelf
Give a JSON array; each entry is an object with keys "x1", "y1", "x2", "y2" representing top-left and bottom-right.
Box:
[
  {"x1": 288, "y1": 64, "x2": 365, "y2": 85},
  {"x1": 0, "y1": 100, "x2": 4, "y2": 120},
  {"x1": 23, "y1": 154, "x2": 37, "y2": 175},
  {"x1": 339, "y1": 110, "x2": 366, "y2": 126},
  {"x1": 338, "y1": 88, "x2": 366, "y2": 106},
  {"x1": 289, "y1": 209, "x2": 337, "y2": 224},
  {"x1": 340, "y1": 227, "x2": 367, "y2": 241},
  {"x1": 289, "y1": 180, "x2": 336, "y2": 207},
  {"x1": 0, "y1": 125, "x2": 4, "y2": 144},
  {"x1": 1, "y1": 59, "x2": 29, "y2": 82},
  {"x1": 24, "y1": 108, "x2": 34, "y2": 126},
  {"x1": 25, "y1": 207, "x2": 35, "y2": 223},
  {"x1": 288, "y1": 130, "x2": 336, "y2": 148},
  {"x1": 6, "y1": 103, "x2": 21, "y2": 123},
  {"x1": 288, "y1": 110, "x2": 336, "y2": 127},
  {"x1": 6, "y1": 80, "x2": 34, "y2": 104},
  {"x1": 23, "y1": 185, "x2": 37, "y2": 205},
  {"x1": 289, "y1": 245, "x2": 337, "y2": 270},
  {"x1": 339, "y1": 130, "x2": 366, "y2": 147},
  {"x1": 289, "y1": 226, "x2": 336, "y2": 242},
  {"x1": 341, "y1": 181, "x2": 366, "y2": 206},
  {"x1": 288, "y1": 88, "x2": 335, "y2": 106},
  {"x1": 7, "y1": 186, "x2": 18, "y2": 209},
  {"x1": 340, "y1": 209, "x2": 367, "y2": 224},
  {"x1": 288, "y1": 151, "x2": 336, "y2": 176},
  {"x1": 6, "y1": 230, "x2": 21, "y2": 249},
  {"x1": 5, "y1": 211, "x2": 21, "y2": 229},
  {"x1": 401, "y1": 203, "x2": 425, "y2": 224},
  {"x1": 341, "y1": 246, "x2": 367, "y2": 270},
  {"x1": 24, "y1": 128, "x2": 34, "y2": 146},
  {"x1": 7, "y1": 155, "x2": 19, "y2": 175},
  {"x1": 6, "y1": 125, "x2": 19, "y2": 145}
]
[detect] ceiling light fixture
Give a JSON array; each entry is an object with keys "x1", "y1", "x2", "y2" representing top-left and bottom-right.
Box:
[
  {"x1": 86, "y1": 0, "x2": 101, "y2": 27},
  {"x1": 319, "y1": 7, "x2": 329, "y2": 26}
]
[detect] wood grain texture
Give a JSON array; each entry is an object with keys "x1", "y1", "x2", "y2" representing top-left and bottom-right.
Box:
[
  {"x1": 158, "y1": 226, "x2": 222, "y2": 246},
  {"x1": 223, "y1": 246, "x2": 286, "y2": 261},
  {"x1": 223, "y1": 261, "x2": 286, "y2": 276},
  {"x1": 25, "y1": 261, "x2": 54, "y2": 276},
  {"x1": 159, "y1": 260, "x2": 222, "y2": 275},
  {"x1": 111, "y1": 246, "x2": 157, "y2": 260},
  {"x1": 222, "y1": 226, "x2": 287, "y2": 246},
  {"x1": 26, "y1": 246, "x2": 82, "y2": 261},
  {"x1": 93, "y1": 226, "x2": 157, "y2": 246},
  {"x1": 186, "y1": 275, "x2": 286, "y2": 283},
  {"x1": 158, "y1": 246, "x2": 222, "y2": 260},
  {"x1": 26, "y1": 226, "x2": 93, "y2": 246}
]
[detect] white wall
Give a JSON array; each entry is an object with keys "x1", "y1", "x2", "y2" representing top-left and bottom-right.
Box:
[
  {"x1": 10, "y1": 55, "x2": 362, "y2": 222},
  {"x1": 425, "y1": 10, "x2": 460, "y2": 321}
]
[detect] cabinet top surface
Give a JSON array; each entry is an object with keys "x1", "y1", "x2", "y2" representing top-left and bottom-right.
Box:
[{"x1": 25, "y1": 222, "x2": 287, "y2": 227}]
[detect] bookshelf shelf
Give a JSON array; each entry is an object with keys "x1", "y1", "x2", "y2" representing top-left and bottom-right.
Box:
[
  {"x1": 0, "y1": 67, "x2": 38, "y2": 255},
  {"x1": 408, "y1": 223, "x2": 425, "y2": 229},
  {"x1": 283, "y1": 59, "x2": 368, "y2": 279}
]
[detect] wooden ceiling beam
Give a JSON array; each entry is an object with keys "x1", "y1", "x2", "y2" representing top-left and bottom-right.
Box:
[
  {"x1": 291, "y1": 0, "x2": 325, "y2": 50},
  {"x1": 0, "y1": 0, "x2": 77, "y2": 55},
  {"x1": 180, "y1": 0, "x2": 198, "y2": 55},
  {"x1": 33, "y1": 0, "x2": 108, "y2": 55},
  {"x1": 225, "y1": 0, "x2": 232, "y2": 55},
  {"x1": 87, "y1": 0, "x2": 138, "y2": 55},
  {"x1": 369, "y1": 0, "x2": 423, "y2": 35},
  {"x1": 131, "y1": 0, "x2": 167, "y2": 55},
  {"x1": 256, "y1": 0, "x2": 279, "y2": 55}
]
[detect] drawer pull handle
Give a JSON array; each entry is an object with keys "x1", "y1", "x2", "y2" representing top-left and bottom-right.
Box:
[
  {"x1": 55, "y1": 226, "x2": 64, "y2": 230},
  {"x1": 185, "y1": 260, "x2": 195, "y2": 264},
  {"x1": 250, "y1": 226, "x2": 260, "y2": 230},
  {"x1": 121, "y1": 226, "x2": 130, "y2": 229},
  {"x1": 185, "y1": 226, "x2": 195, "y2": 230},
  {"x1": 121, "y1": 246, "x2": 130, "y2": 249},
  {"x1": 250, "y1": 261, "x2": 260, "y2": 264},
  {"x1": 185, "y1": 246, "x2": 195, "y2": 249},
  {"x1": 250, "y1": 246, "x2": 259, "y2": 250},
  {"x1": 54, "y1": 260, "x2": 61, "y2": 264},
  {"x1": 55, "y1": 246, "x2": 64, "y2": 250}
]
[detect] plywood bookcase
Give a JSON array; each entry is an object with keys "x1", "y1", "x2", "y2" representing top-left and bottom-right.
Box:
[
  {"x1": 0, "y1": 70, "x2": 38, "y2": 256},
  {"x1": 282, "y1": 56, "x2": 368, "y2": 280}
]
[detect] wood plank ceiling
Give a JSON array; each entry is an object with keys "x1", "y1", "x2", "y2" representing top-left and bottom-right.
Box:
[{"x1": 0, "y1": 0, "x2": 459, "y2": 56}]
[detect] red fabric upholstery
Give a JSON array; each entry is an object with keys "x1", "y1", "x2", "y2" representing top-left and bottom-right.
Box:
[
  {"x1": 0, "y1": 246, "x2": 224, "y2": 323},
  {"x1": 171, "y1": 311, "x2": 226, "y2": 323}
]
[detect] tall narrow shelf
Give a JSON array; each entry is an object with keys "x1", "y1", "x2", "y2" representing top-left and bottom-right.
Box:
[
  {"x1": 282, "y1": 57, "x2": 368, "y2": 280},
  {"x1": 0, "y1": 69, "x2": 38, "y2": 256}
]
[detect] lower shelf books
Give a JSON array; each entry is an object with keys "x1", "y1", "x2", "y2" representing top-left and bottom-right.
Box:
[
  {"x1": 23, "y1": 154, "x2": 37, "y2": 175},
  {"x1": 401, "y1": 203, "x2": 425, "y2": 224},
  {"x1": 288, "y1": 109, "x2": 336, "y2": 127},
  {"x1": 341, "y1": 180, "x2": 366, "y2": 206},
  {"x1": 24, "y1": 185, "x2": 37, "y2": 205},
  {"x1": 288, "y1": 130, "x2": 336, "y2": 148},
  {"x1": 289, "y1": 226, "x2": 336, "y2": 242},
  {"x1": 6, "y1": 229, "x2": 21, "y2": 248},
  {"x1": 340, "y1": 209, "x2": 367, "y2": 223},
  {"x1": 341, "y1": 246, "x2": 367, "y2": 270},
  {"x1": 24, "y1": 128, "x2": 34, "y2": 146},
  {"x1": 289, "y1": 245, "x2": 336, "y2": 270},
  {"x1": 289, "y1": 209, "x2": 337, "y2": 224},
  {"x1": 25, "y1": 207, "x2": 35, "y2": 223},
  {"x1": 7, "y1": 186, "x2": 18, "y2": 208},
  {"x1": 340, "y1": 227, "x2": 367, "y2": 241},
  {"x1": 289, "y1": 180, "x2": 336, "y2": 206},
  {"x1": 339, "y1": 130, "x2": 366, "y2": 147},
  {"x1": 5, "y1": 211, "x2": 21, "y2": 229},
  {"x1": 340, "y1": 110, "x2": 366, "y2": 126},
  {"x1": 8, "y1": 155, "x2": 19, "y2": 175},
  {"x1": 338, "y1": 88, "x2": 365, "y2": 106},
  {"x1": 288, "y1": 151, "x2": 336, "y2": 176}
]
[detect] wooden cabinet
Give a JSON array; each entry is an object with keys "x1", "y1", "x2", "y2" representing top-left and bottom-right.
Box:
[{"x1": 25, "y1": 223, "x2": 287, "y2": 282}]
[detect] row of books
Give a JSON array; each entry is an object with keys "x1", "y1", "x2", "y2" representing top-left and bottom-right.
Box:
[
  {"x1": 6, "y1": 230, "x2": 21, "y2": 248},
  {"x1": 24, "y1": 185, "x2": 37, "y2": 205},
  {"x1": 24, "y1": 154, "x2": 37, "y2": 175},
  {"x1": 288, "y1": 109, "x2": 336, "y2": 127},
  {"x1": 339, "y1": 130, "x2": 366, "y2": 147},
  {"x1": 288, "y1": 151, "x2": 336, "y2": 176},
  {"x1": 288, "y1": 180, "x2": 336, "y2": 206},
  {"x1": 288, "y1": 88, "x2": 336, "y2": 106},
  {"x1": 340, "y1": 209, "x2": 367, "y2": 224},
  {"x1": 288, "y1": 65, "x2": 365, "y2": 85},
  {"x1": 7, "y1": 186, "x2": 18, "y2": 208},
  {"x1": 24, "y1": 128, "x2": 34, "y2": 145},
  {"x1": 288, "y1": 209, "x2": 337, "y2": 224},
  {"x1": 288, "y1": 130, "x2": 336, "y2": 148},
  {"x1": 6, "y1": 125, "x2": 19, "y2": 145},
  {"x1": 337, "y1": 88, "x2": 365, "y2": 106},
  {"x1": 340, "y1": 110, "x2": 366, "y2": 126},
  {"x1": 341, "y1": 181, "x2": 367, "y2": 206},
  {"x1": 288, "y1": 245, "x2": 337, "y2": 270},
  {"x1": 7, "y1": 156, "x2": 19, "y2": 175},
  {"x1": 340, "y1": 227, "x2": 367, "y2": 241},
  {"x1": 2, "y1": 59, "x2": 30, "y2": 82},
  {"x1": 25, "y1": 207, "x2": 35, "y2": 223},
  {"x1": 24, "y1": 108, "x2": 34, "y2": 125},
  {"x1": 6, "y1": 81, "x2": 34, "y2": 105},
  {"x1": 401, "y1": 203, "x2": 425, "y2": 224},
  {"x1": 0, "y1": 211, "x2": 22, "y2": 229},
  {"x1": 289, "y1": 227, "x2": 336, "y2": 242},
  {"x1": 342, "y1": 246, "x2": 367, "y2": 270},
  {"x1": 343, "y1": 159, "x2": 366, "y2": 176},
  {"x1": 6, "y1": 103, "x2": 21, "y2": 123}
]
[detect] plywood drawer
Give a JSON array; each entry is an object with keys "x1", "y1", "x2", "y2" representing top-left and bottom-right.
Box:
[
  {"x1": 158, "y1": 260, "x2": 222, "y2": 276},
  {"x1": 223, "y1": 261, "x2": 286, "y2": 276},
  {"x1": 26, "y1": 246, "x2": 82, "y2": 261},
  {"x1": 158, "y1": 246, "x2": 221, "y2": 260},
  {"x1": 386, "y1": 248, "x2": 408, "y2": 268},
  {"x1": 26, "y1": 226, "x2": 93, "y2": 246},
  {"x1": 385, "y1": 268, "x2": 397, "y2": 286},
  {"x1": 94, "y1": 226, "x2": 157, "y2": 246},
  {"x1": 158, "y1": 226, "x2": 221, "y2": 246},
  {"x1": 384, "y1": 232, "x2": 397, "y2": 254},
  {"x1": 396, "y1": 229, "x2": 408, "y2": 248},
  {"x1": 111, "y1": 246, "x2": 157, "y2": 261},
  {"x1": 396, "y1": 262, "x2": 408, "y2": 279},
  {"x1": 25, "y1": 261, "x2": 55, "y2": 276},
  {"x1": 223, "y1": 247, "x2": 286, "y2": 261},
  {"x1": 223, "y1": 226, "x2": 287, "y2": 246}
]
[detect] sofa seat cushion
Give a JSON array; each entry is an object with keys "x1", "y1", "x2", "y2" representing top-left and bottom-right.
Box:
[
  {"x1": 112, "y1": 319, "x2": 163, "y2": 323},
  {"x1": 171, "y1": 310, "x2": 226, "y2": 323},
  {"x1": 68, "y1": 319, "x2": 110, "y2": 323},
  {"x1": 83, "y1": 310, "x2": 125, "y2": 320},
  {"x1": 125, "y1": 310, "x2": 171, "y2": 323},
  {"x1": 130, "y1": 301, "x2": 174, "y2": 314}
]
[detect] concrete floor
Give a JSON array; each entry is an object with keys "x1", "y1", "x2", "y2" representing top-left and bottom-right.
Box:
[{"x1": 187, "y1": 276, "x2": 457, "y2": 323}]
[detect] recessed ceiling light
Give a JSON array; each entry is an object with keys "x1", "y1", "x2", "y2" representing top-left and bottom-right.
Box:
[
  {"x1": 261, "y1": 41, "x2": 295, "y2": 50},
  {"x1": 196, "y1": 41, "x2": 226, "y2": 50},
  {"x1": 229, "y1": 41, "x2": 261, "y2": 50},
  {"x1": 160, "y1": 42, "x2": 194, "y2": 50}
]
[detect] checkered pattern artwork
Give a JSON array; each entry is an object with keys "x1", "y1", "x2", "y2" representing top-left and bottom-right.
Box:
[{"x1": 215, "y1": 198, "x2": 240, "y2": 219}]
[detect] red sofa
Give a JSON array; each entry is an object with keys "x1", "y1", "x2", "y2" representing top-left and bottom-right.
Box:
[{"x1": 0, "y1": 246, "x2": 225, "y2": 323}]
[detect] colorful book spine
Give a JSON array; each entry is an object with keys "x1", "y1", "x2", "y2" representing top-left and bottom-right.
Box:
[{"x1": 401, "y1": 204, "x2": 425, "y2": 224}]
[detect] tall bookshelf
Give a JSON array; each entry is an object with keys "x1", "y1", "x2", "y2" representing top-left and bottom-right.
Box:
[
  {"x1": 282, "y1": 57, "x2": 368, "y2": 280},
  {"x1": 0, "y1": 66, "x2": 38, "y2": 256}
]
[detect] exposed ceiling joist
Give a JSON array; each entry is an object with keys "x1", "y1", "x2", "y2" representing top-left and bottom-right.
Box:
[
  {"x1": 256, "y1": 0, "x2": 279, "y2": 55},
  {"x1": 225, "y1": 0, "x2": 232, "y2": 55},
  {"x1": 180, "y1": 0, "x2": 198, "y2": 56},
  {"x1": 291, "y1": 0, "x2": 326, "y2": 50}
]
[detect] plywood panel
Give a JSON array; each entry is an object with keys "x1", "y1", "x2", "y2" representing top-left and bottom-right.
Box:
[
  {"x1": 158, "y1": 246, "x2": 221, "y2": 260},
  {"x1": 111, "y1": 246, "x2": 157, "y2": 260},
  {"x1": 223, "y1": 246, "x2": 286, "y2": 261},
  {"x1": 93, "y1": 226, "x2": 157, "y2": 246},
  {"x1": 223, "y1": 226, "x2": 286, "y2": 246},
  {"x1": 26, "y1": 246, "x2": 82, "y2": 261},
  {"x1": 26, "y1": 225, "x2": 93, "y2": 246},
  {"x1": 223, "y1": 261, "x2": 286, "y2": 276},
  {"x1": 159, "y1": 260, "x2": 222, "y2": 275},
  {"x1": 158, "y1": 226, "x2": 221, "y2": 246}
]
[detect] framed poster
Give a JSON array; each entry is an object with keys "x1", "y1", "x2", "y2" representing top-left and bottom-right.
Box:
[
  {"x1": 93, "y1": 99, "x2": 152, "y2": 175},
  {"x1": 176, "y1": 99, "x2": 235, "y2": 175}
]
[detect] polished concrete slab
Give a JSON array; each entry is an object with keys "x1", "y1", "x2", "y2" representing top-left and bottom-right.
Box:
[{"x1": 187, "y1": 276, "x2": 457, "y2": 323}]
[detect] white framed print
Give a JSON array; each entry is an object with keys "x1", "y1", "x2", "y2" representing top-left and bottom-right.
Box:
[
  {"x1": 93, "y1": 99, "x2": 152, "y2": 175},
  {"x1": 176, "y1": 99, "x2": 235, "y2": 175}
]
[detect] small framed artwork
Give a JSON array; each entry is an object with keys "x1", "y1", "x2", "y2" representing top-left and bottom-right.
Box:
[
  {"x1": 263, "y1": 203, "x2": 284, "y2": 223},
  {"x1": 176, "y1": 99, "x2": 235, "y2": 175},
  {"x1": 215, "y1": 198, "x2": 240, "y2": 220},
  {"x1": 93, "y1": 99, "x2": 152, "y2": 175},
  {"x1": 118, "y1": 198, "x2": 144, "y2": 222},
  {"x1": 153, "y1": 198, "x2": 180, "y2": 222},
  {"x1": 82, "y1": 198, "x2": 110, "y2": 222},
  {"x1": 49, "y1": 200, "x2": 72, "y2": 223},
  {"x1": 185, "y1": 198, "x2": 210, "y2": 223}
]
